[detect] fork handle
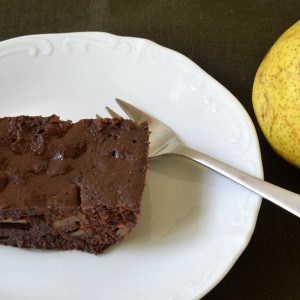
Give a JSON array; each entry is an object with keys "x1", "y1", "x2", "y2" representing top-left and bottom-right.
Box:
[{"x1": 174, "y1": 145, "x2": 300, "y2": 218}]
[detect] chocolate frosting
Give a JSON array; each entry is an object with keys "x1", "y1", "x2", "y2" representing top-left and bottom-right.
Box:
[{"x1": 0, "y1": 115, "x2": 149, "y2": 213}]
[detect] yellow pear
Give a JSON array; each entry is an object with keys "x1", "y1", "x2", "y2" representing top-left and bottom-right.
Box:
[{"x1": 252, "y1": 20, "x2": 300, "y2": 167}]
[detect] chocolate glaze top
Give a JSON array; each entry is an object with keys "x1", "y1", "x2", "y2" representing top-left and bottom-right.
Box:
[{"x1": 0, "y1": 115, "x2": 149, "y2": 213}]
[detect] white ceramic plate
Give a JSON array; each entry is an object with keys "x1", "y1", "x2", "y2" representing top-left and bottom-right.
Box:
[{"x1": 0, "y1": 33, "x2": 263, "y2": 300}]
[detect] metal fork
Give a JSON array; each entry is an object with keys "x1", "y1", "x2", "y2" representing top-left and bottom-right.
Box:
[{"x1": 105, "y1": 98, "x2": 300, "y2": 218}]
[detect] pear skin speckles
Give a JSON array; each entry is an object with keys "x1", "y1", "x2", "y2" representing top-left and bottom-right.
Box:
[{"x1": 252, "y1": 20, "x2": 300, "y2": 168}]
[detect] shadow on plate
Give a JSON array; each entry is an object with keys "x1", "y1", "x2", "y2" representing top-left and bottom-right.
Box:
[{"x1": 121, "y1": 156, "x2": 208, "y2": 251}]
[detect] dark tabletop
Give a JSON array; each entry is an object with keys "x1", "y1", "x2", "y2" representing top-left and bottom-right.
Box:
[{"x1": 0, "y1": 0, "x2": 299, "y2": 299}]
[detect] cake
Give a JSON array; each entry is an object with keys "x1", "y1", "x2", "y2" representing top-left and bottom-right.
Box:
[{"x1": 0, "y1": 115, "x2": 149, "y2": 254}]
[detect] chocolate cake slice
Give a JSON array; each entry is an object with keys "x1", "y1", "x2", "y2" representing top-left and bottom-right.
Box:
[{"x1": 0, "y1": 115, "x2": 149, "y2": 254}]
